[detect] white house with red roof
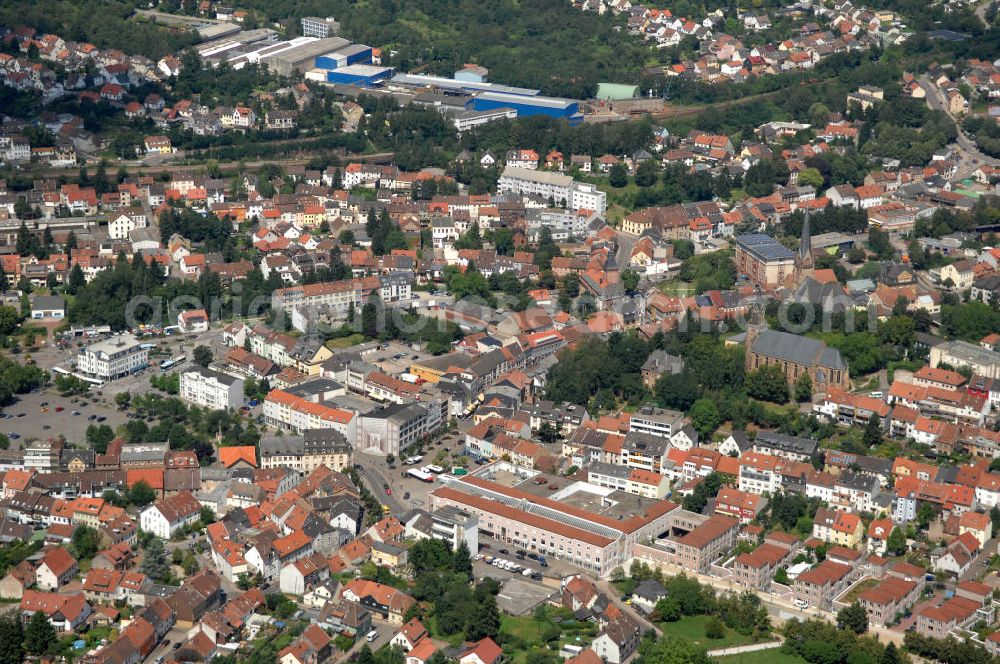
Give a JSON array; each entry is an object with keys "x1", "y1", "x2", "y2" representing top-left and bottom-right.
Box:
[{"x1": 459, "y1": 638, "x2": 503, "y2": 664}]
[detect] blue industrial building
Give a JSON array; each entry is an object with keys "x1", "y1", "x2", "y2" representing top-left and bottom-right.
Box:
[
  {"x1": 314, "y1": 44, "x2": 373, "y2": 70},
  {"x1": 325, "y1": 64, "x2": 394, "y2": 87},
  {"x1": 466, "y1": 91, "x2": 582, "y2": 125}
]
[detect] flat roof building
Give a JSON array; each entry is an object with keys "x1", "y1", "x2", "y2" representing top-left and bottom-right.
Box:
[{"x1": 428, "y1": 464, "x2": 678, "y2": 577}]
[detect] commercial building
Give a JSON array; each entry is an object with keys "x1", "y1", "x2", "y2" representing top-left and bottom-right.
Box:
[
  {"x1": 453, "y1": 108, "x2": 518, "y2": 133},
  {"x1": 77, "y1": 334, "x2": 149, "y2": 380},
  {"x1": 403, "y1": 506, "x2": 479, "y2": 553},
  {"x1": 930, "y1": 340, "x2": 1000, "y2": 380},
  {"x1": 654, "y1": 513, "x2": 740, "y2": 573},
  {"x1": 466, "y1": 91, "x2": 582, "y2": 125},
  {"x1": 628, "y1": 405, "x2": 686, "y2": 439},
  {"x1": 301, "y1": 16, "x2": 340, "y2": 38},
  {"x1": 356, "y1": 400, "x2": 448, "y2": 456},
  {"x1": 498, "y1": 167, "x2": 606, "y2": 214},
  {"x1": 318, "y1": 64, "x2": 395, "y2": 87},
  {"x1": 734, "y1": 234, "x2": 796, "y2": 288},
  {"x1": 314, "y1": 44, "x2": 372, "y2": 69},
  {"x1": 389, "y1": 73, "x2": 541, "y2": 97},
  {"x1": 259, "y1": 429, "x2": 352, "y2": 473},
  {"x1": 428, "y1": 464, "x2": 679, "y2": 577},
  {"x1": 179, "y1": 367, "x2": 243, "y2": 411}
]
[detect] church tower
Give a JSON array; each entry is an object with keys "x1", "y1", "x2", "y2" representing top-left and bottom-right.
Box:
[
  {"x1": 792, "y1": 212, "x2": 814, "y2": 286},
  {"x1": 745, "y1": 289, "x2": 767, "y2": 351}
]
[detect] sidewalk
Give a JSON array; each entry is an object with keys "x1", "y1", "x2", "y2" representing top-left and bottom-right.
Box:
[{"x1": 707, "y1": 640, "x2": 784, "y2": 657}]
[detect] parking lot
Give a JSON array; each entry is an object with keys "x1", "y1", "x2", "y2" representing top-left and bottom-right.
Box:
[
  {"x1": 1, "y1": 326, "x2": 231, "y2": 447},
  {"x1": 0, "y1": 389, "x2": 128, "y2": 445}
]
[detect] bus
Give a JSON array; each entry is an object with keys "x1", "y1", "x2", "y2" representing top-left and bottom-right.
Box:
[
  {"x1": 424, "y1": 464, "x2": 445, "y2": 474},
  {"x1": 160, "y1": 359, "x2": 177, "y2": 371},
  {"x1": 52, "y1": 367, "x2": 71, "y2": 376},
  {"x1": 407, "y1": 468, "x2": 434, "y2": 483}
]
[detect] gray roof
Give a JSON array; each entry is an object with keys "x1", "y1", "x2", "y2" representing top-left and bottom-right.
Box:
[
  {"x1": 183, "y1": 365, "x2": 240, "y2": 386},
  {"x1": 750, "y1": 329, "x2": 846, "y2": 370},
  {"x1": 589, "y1": 461, "x2": 631, "y2": 480},
  {"x1": 736, "y1": 234, "x2": 796, "y2": 261},
  {"x1": 753, "y1": 431, "x2": 818, "y2": 457},
  {"x1": 31, "y1": 295, "x2": 65, "y2": 311}
]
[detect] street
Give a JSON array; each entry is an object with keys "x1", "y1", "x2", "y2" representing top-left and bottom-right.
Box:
[{"x1": 918, "y1": 75, "x2": 1000, "y2": 180}]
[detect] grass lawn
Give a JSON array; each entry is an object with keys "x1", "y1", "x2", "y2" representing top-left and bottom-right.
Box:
[
  {"x1": 501, "y1": 615, "x2": 545, "y2": 643},
  {"x1": 714, "y1": 649, "x2": 806, "y2": 664},
  {"x1": 325, "y1": 333, "x2": 366, "y2": 349},
  {"x1": 839, "y1": 577, "x2": 878, "y2": 604},
  {"x1": 659, "y1": 616, "x2": 759, "y2": 650}
]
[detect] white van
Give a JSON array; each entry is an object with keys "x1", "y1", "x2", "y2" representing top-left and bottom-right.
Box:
[{"x1": 366, "y1": 630, "x2": 379, "y2": 642}]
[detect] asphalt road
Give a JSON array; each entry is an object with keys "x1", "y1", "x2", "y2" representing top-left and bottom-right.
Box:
[{"x1": 918, "y1": 75, "x2": 1000, "y2": 179}]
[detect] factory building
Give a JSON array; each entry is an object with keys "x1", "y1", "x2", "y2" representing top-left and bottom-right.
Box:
[{"x1": 466, "y1": 91, "x2": 582, "y2": 124}]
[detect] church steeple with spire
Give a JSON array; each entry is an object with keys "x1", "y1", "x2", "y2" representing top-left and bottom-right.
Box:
[{"x1": 797, "y1": 213, "x2": 814, "y2": 271}]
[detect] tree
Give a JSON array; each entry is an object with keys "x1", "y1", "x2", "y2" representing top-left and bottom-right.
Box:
[
  {"x1": 465, "y1": 594, "x2": 501, "y2": 641},
  {"x1": 67, "y1": 263, "x2": 85, "y2": 294},
  {"x1": 193, "y1": 345, "x2": 213, "y2": 367},
  {"x1": 362, "y1": 293, "x2": 382, "y2": 338},
  {"x1": 536, "y1": 421, "x2": 561, "y2": 444},
  {"x1": 453, "y1": 541, "x2": 473, "y2": 577},
  {"x1": 745, "y1": 365, "x2": 790, "y2": 404},
  {"x1": 653, "y1": 597, "x2": 682, "y2": 622},
  {"x1": 25, "y1": 610, "x2": 55, "y2": 656},
  {"x1": 862, "y1": 416, "x2": 882, "y2": 448},
  {"x1": 798, "y1": 167, "x2": 824, "y2": 189},
  {"x1": 837, "y1": 601, "x2": 869, "y2": 634},
  {"x1": 795, "y1": 373, "x2": 813, "y2": 402},
  {"x1": 70, "y1": 525, "x2": 101, "y2": 559},
  {"x1": 655, "y1": 372, "x2": 701, "y2": 411},
  {"x1": 86, "y1": 424, "x2": 115, "y2": 454},
  {"x1": 0, "y1": 306, "x2": 18, "y2": 337},
  {"x1": 142, "y1": 537, "x2": 169, "y2": 581},
  {"x1": 881, "y1": 643, "x2": 900, "y2": 664},
  {"x1": 705, "y1": 616, "x2": 726, "y2": 639},
  {"x1": 0, "y1": 610, "x2": 24, "y2": 664},
  {"x1": 608, "y1": 162, "x2": 628, "y2": 188},
  {"x1": 129, "y1": 480, "x2": 157, "y2": 507},
  {"x1": 635, "y1": 160, "x2": 660, "y2": 187},
  {"x1": 885, "y1": 527, "x2": 906, "y2": 557},
  {"x1": 690, "y1": 398, "x2": 720, "y2": 437},
  {"x1": 621, "y1": 269, "x2": 640, "y2": 292},
  {"x1": 867, "y1": 227, "x2": 893, "y2": 260}
]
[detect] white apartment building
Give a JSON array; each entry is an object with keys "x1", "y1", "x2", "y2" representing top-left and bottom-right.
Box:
[
  {"x1": 139, "y1": 492, "x2": 202, "y2": 538},
  {"x1": 628, "y1": 406, "x2": 686, "y2": 439},
  {"x1": 179, "y1": 366, "x2": 244, "y2": 411},
  {"x1": 107, "y1": 210, "x2": 148, "y2": 240},
  {"x1": 497, "y1": 166, "x2": 607, "y2": 214},
  {"x1": 271, "y1": 276, "x2": 381, "y2": 316},
  {"x1": 76, "y1": 333, "x2": 149, "y2": 380}
]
